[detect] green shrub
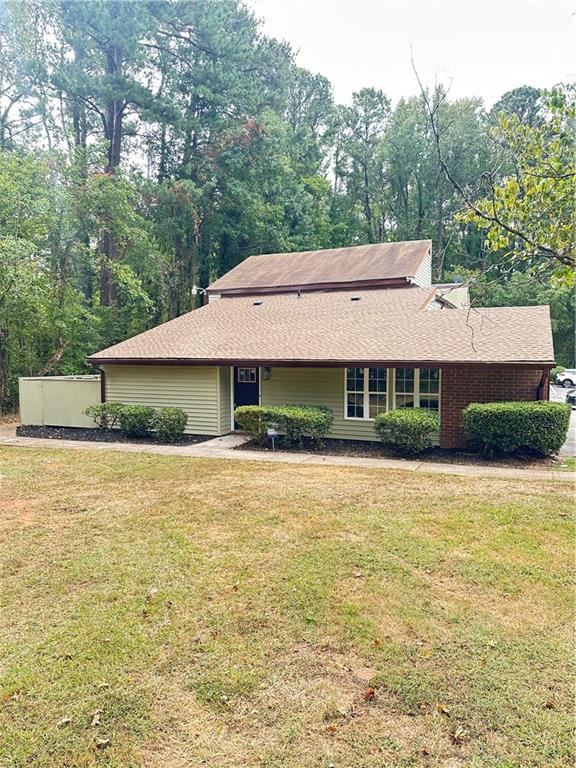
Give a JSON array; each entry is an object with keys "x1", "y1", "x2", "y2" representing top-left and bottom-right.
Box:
[
  {"x1": 234, "y1": 405, "x2": 268, "y2": 444},
  {"x1": 234, "y1": 404, "x2": 334, "y2": 446},
  {"x1": 84, "y1": 402, "x2": 124, "y2": 429},
  {"x1": 374, "y1": 408, "x2": 440, "y2": 455},
  {"x1": 463, "y1": 400, "x2": 570, "y2": 457},
  {"x1": 551, "y1": 366, "x2": 566, "y2": 383},
  {"x1": 153, "y1": 407, "x2": 187, "y2": 443},
  {"x1": 118, "y1": 405, "x2": 155, "y2": 438}
]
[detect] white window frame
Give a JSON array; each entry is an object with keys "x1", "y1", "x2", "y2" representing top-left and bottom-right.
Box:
[
  {"x1": 343, "y1": 367, "x2": 390, "y2": 421},
  {"x1": 392, "y1": 367, "x2": 441, "y2": 412},
  {"x1": 237, "y1": 367, "x2": 257, "y2": 384},
  {"x1": 343, "y1": 367, "x2": 441, "y2": 421}
]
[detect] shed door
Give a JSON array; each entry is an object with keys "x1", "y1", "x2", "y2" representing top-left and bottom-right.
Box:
[{"x1": 234, "y1": 367, "x2": 259, "y2": 409}]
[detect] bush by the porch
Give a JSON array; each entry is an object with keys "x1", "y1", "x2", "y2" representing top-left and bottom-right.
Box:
[
  {"x1": 374, "y1": 408, "x2": 439, "y2": 455},
  {"x1": 118, "y1": 405, "x2": 155, "y2": 438},
  {"x1": 463, "y1": 401, "x2": 570, "y2": 457},
  {"x1": 84, "y1": 401, "x2": 124, "y2": 429},
  {"x1": 234, "y1": 404, "x2": 334, "y2": 446},
  {"x1": 152, "y1": 407, "x2": 187, "y2": 443}
]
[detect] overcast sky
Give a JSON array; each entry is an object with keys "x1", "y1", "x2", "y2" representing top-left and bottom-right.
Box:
[{"x1": 249, "y1": 0, "x2": 575, "y2": 108}]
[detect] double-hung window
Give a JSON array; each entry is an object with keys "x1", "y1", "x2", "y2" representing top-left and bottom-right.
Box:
[
  {"x1": 345, "y1": 367, "x2": 388, "y2": 419},
  {"x1": 345, "y1": 367, "x2": 366, "y2": 418},
  {"x1": 394, "y1": 367, "x2": 440, "y2": 413}
]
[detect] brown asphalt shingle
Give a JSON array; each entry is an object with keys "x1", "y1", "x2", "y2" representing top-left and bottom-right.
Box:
[
  {"x1": 90, "y1": 288, "x2": 554, "y2": 365},
  {"x1": 207, "y1": 240, "x2": 432, "y2": 292}
]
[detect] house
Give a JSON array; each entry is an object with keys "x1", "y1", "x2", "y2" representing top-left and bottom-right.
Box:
[{"x1": 88, "y1": 240, "x2": 554, "y2": 448}]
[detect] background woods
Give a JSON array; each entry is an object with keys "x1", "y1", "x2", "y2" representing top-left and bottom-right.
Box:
[{"x1": 0, "y1": 0, "x2": 574, "y2": 412}]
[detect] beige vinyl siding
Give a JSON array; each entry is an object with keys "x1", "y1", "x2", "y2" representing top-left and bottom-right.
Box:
[
  {"x1": 412, "y1": 249, "x2": 432, "y2": 287},
  {"x1": 104, "y1": 365, "x2": 225, "y2": 435},
  {"x1": 218, "y1": 366, "x2": 232, "y2": 433},
  {"x1": 261, "y1": 367, "x2": 381, "y2": 442}
]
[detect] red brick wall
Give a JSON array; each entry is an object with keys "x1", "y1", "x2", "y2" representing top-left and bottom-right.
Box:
[{"x1": 439, "y1": 366, "x2": 547, "y2": 449}]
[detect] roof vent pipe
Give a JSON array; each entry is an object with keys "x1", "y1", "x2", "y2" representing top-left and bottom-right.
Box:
[{"x1": 350, "y1": 296, "x2": 361, "y2": 301}]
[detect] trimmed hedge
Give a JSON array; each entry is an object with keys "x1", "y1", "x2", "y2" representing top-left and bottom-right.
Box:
[
  {"x1": 374, "y1": 408, "x2": 440, "y2": 455},
  {"x1": 463, "y1": 400, "x2": 570, "y2": 457},
  {"x1": 117, "y1": 405, "x2": 155, "y2": 438},
  {"x1": 234, "y1": 404, "x2": 334, "y2": 446},
  {"x1": 84, "y1": 401, "x2": 124, "y2": 429},
  {"x1": 153, "y1": 407, "x2": 187, "y2": 443}
]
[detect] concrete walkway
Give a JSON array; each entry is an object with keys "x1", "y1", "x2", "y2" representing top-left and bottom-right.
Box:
[{"x1": 0, "y1": 424, "x2": 573, "y2": 482}]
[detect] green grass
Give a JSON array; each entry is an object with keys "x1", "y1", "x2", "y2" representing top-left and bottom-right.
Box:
[
  {"x1": 0, "y1": 447, "x2": 574, "y2": 767},
  {"x1": 559, "y1": 456, "x2": 576, "y2": 471}
]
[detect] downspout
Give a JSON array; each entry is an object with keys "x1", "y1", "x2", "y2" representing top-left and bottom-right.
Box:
[
  {"x1": 536, "y1": 369, "x2": 550, "y2": 401},
  {"x1": 93, "y1": 366, "x2": 106, "y2": 403}
]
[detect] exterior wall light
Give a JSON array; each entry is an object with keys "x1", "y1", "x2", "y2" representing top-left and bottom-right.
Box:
[{"x1": 263, "y1": 366, "x2": 272, "y2": 380}]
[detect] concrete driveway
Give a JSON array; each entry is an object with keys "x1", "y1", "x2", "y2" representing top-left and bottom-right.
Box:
[{"x1": 550, "y1": 384, "x2": 575, "y2": 457}]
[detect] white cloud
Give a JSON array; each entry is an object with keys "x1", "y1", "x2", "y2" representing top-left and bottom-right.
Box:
[{"x1": 249, "y1": 0, "x2": 576, "y2": 107}]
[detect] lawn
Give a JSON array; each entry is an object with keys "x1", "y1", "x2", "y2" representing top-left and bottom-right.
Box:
[{"x1": 0, "y1": 448, "x2": 573, "y2": 768}]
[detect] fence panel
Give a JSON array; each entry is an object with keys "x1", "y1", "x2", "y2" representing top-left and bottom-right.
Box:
[{"x1": 19, "y1": 376, "x2": 101, "y2": 428}]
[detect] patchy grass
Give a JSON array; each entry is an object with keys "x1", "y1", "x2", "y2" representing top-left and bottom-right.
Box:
[{"x1": 0, "y1": 447, "x2": 573, "y2": 768}]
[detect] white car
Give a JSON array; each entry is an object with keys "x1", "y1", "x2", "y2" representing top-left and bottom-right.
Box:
[{"x1": 556, "y1": 369, "x2": 576, "y2": 388}]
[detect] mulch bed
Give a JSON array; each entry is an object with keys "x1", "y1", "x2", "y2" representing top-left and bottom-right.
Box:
[
  {"x1": 235, "y1": 436, "x2": 560, "y2": 469},
  {"x1": 15, "y1": 425, "x2": 212, "y2": 446}
]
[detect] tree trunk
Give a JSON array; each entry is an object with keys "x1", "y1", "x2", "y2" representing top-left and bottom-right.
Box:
[
  {"x1": 100, "y1": 38, "x2": 124, "y2": 307},
  {"x1": 362, "y1": 163, "x2": 374, "y2": 242},
  {"x1": 0, "y1": 327, "x2": 9, "y2": 414},
  {"x1": 36, "y1": 337, "x2": 67, "y2": 377}
]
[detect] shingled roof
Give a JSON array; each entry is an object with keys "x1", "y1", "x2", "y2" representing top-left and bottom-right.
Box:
[
  {"x1": 90, "y1": 288, "x2": 554, "y2": 366},
  {"x1": 207, "y1": 240, "x2": 432, "y2": 294}
]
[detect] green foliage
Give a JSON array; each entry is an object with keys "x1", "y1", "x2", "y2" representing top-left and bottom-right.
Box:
[
  {"x1": 463, "y1": 401, "x2": 571, "y2": 457},
  {"x1": 551, "y1": 366, "x2": 566, "y2": 382},
  {"x1": 84, "y1": 402, "x2": 124, "y2": 429},
  {"x1": 0, "y1": 0, "x2": 571, "y2": 414},
  {"x1": 118, "y1": 405, "x2": 155, "y2": 438},
  {"x1": 468, "y1": 269, "x2": 575, "y2": 366},
  {"x1": 152, "y1": 407, "x2": 188, "y2": 443},
  {"x1": 462, "y1": 85, "x2": 575, "y2": 283},
  {"x1": 374, "y1": 408, "x2": 440, "y2": 455},
  {"x1": 234, "y1": 405, "x2": 334, "y2": 447}
]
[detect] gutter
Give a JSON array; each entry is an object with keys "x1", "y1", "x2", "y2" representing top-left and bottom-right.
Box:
[{"x1": 88, "y1": 357, "x2": 556, "y2": 370}]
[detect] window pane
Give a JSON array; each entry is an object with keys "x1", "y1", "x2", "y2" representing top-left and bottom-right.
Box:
[
  {"x1": 368, "y1": 367, "x2": 387, "y2": 393},
  {"x1": 395, "y1": 368, "x2": 414, "y2": 393},
  {"x1": 420, "y1": 367, "x2": 439, "y2": 394},
  {"x1": 347, "y1": 392, "x2": 364, "y2": 418},
  {"x1": 369, "y1": 393, "x2": 387, "y2": 419},
  {"x1": 346, "y1": 367, "x2": 364, "y2": 392},
  {"x1": 238, "y1": 368, "x2": 257, "y2": 383},
  {"x1": 395, "y1": 394, "x2": 415, "y2": 409},
  {"x1": 420, "y1": 396, "x2": 439, "y2": 413}
]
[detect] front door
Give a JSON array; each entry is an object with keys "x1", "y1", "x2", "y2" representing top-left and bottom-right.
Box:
[{"x1": 234, "y1": 367, "x2": 260, "y2": 426}]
